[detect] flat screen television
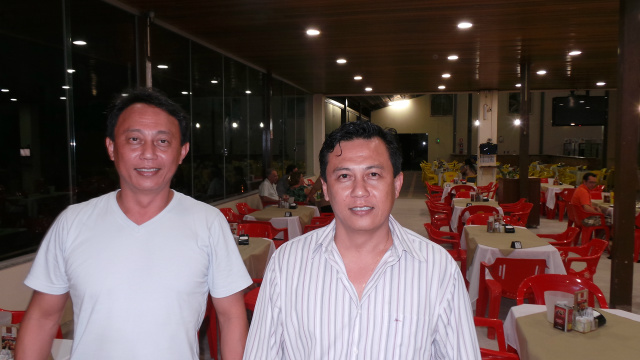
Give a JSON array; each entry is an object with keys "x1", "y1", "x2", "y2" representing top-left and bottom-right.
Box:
[{"x1": 551, "y1": 95, "x2": 608, "y2": 126}]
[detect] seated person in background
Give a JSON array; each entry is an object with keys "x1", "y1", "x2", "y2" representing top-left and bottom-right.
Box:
[
  {"x1": 259, "y1": 168, "x2": 280, "y2": 203},
  {"x1": 286, "y1": 171, "x2": 310, "y2": 202},
  {"x1": 571, "y1": 172, "x2": 603, "y2": 226},
  {"x1": 459, "y1": 157, "x2": 477, "y2": 182},
  {"x1": 277, "y1": 164, "x2": 298, "y2": 198}
]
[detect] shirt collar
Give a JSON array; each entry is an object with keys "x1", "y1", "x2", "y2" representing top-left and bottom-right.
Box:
[{"x1": 310, "y1": 215, "x2": 427, "y2": 262}]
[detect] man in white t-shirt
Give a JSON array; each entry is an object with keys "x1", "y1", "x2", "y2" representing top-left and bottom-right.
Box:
[
  {"x1": 17, "y1": 88, "x2": 252, "y2": 360},
  {"x1": 259, "y1": 168, "x2": 279, "y2": 203}
]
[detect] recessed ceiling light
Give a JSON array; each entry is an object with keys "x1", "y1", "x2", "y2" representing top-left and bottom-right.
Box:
[
  {"x1": 10, "y1": 98, "x2": 17, "y2": 101},
  {"x1": 515, "y1": 83, "x2": 522, "y2": 87},
  {"x1": 442, "y1": 73, "x2": 451, "y2": 78},
  {"x1": 438, "y1": 85, "x2": 446, "y2": 90},
  {"x1": 157, "y1": 65, "x2": 168, "y2": 69},
  {"x1": 62, "y1": 86, "x2": 70, "y2": 89},
  {"x1": 121, "y1": 93, "x2": 129, "y2": 96},
  {"x1": 181, "y1": 91, "x2": 189, "y2": 95},
  {"x1": 364, "y1": 87, "x2": 373, "y2": 92},
  {"x1": 514, "y1": 119, "x2": 521, "y2": 126},
  {"x1": 353, "y1": 75, "x2": 363, "y2": 80},
  {"x1": 195, "y1": 123, "x2": 201, "y2": 128},
  {"x1": 72, "y1": 40, "x2": 87, "y2": 45},
  {"x1": 568, "y1": 50, "x2": 582, "y2": 56},
  {"x1": 448, "y1": 55, "x2": 459, "y2": 60},
  {"x1": 259, "y1": 122, "x2": 264, "y2": 128},
  {"x1": 60, "y1": 97, "x2": 66, "y2": 100},
  {"x1": 570, "y1": 123, "x2": 576, "y2": 126},
  {"x1": 245, "y1": 90, "x2": 252, "y2": 94},
  {"x1": 474, "y1": 120, "x2": 480, "y2": 126},
  {"x1": 1, "y1": 89, "x2": 8, "y2": 92},
  {"x1": 306, "y1": 29, "x2": 320, "y2": 36},
  {"x1": 336, "y1": 58, "x2": 347, "y2": 64},
  {"x1": 67, "y1": 69, "x2": 75, "y2": 73},
  {"x1": 596, "y1": 82, "x2": 606, "y2": 86},
  {"x1": 211, "y1": 80, "x2": 218, "y2": 84},
  {"x1": 457, "y1": 22, "x2": 472, "y2": 29},
  {"x1": 536, "y1": 70, "x2": 547, "y2": 75}
]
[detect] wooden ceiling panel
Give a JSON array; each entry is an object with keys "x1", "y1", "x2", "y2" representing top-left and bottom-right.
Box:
[{"x1": 116, "y1": 0, "x2": 619, "y2": 100}]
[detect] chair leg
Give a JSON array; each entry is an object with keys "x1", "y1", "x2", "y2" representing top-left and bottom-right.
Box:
[
  {"x1": 486, "y1": 293, "x2": 501, "y2": 340},
  {"x1": 557, "y1": 203, "x2": 566, "y2": 222}
]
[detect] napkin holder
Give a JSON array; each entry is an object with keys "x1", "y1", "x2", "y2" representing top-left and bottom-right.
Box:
[
  {"x1": 289, "y1": 203, "x2": 298, "y2": 209},
  {"x1": 284, "y1": 211, "x2": 292, "y2": 217},
  {"x1": 510, "y1": 240, "x2": 522, "y2": 249},
  {"x1": 504, "y1": 224, "x2": 515, "y2": 233},
  {"x1": 238, "y1": 234, "x2": 250, "y2": 245}
]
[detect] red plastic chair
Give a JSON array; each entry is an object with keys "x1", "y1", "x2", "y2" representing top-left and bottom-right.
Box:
[
  {"x1": 219, "y1": 207, "x2": 244, "y2": 224},
  {"x1": 426, "y1": 200, "x2": 452, "y2": 231},
  {"x1": 243, "y1": 278, "x2": 263, "y2": 312},
  {"x1": 554, "y1": 188, "x2": 575, "y2": 222},
  {"x1": 570, "y1": 203, "x2": 610, "y2": 246},
  {"x1": 455, "y1": 191, "x2": 472, "y2": 198},
  {"x1": 476, "y1": 258, "x2": 547, "y2": 338},
  {"x1": 634, "y1": 229, "x2": 640, "y2": 263},
  {"x1": 320, "y1": 212, "x2": 335, "y2": 218},
  {"x1": 0, "y1": 308, "x2": 63, "y2": 339},
  {"x1": 516, "y1": 274, "x2": 608, "y2": 308},
  {"x1": 507, "y1": 202, "x2": 534, "y2": 227},
  {"x1": 236, "y1": 202, "x2": 259, "y2": 215},
  {"x1": 474, "y1": 317, "x2": 520, "y2": 360},
  {"x1": 499, "y1": 198, "x2": 526, "y2": 215},
  {"x1": 555, "y1": 239, "x2": 608, "y2": 280},
  {"x1": 457, "y1": 205, "x2": 501, "y2": 235},
  {"x1": 489, "y1": 182, "x2": 499, "y2": 200},
  {"x1": 238, "y1": 221, "x2": 289, "y2": 248},
  {"x1": 424, "y1": 223, "x2": 467, "y2": 282},
  {"x1": 465, "y1": 213, "x2": 495, "y2": 226},
  {"x1": 451, "y1": 184, "x2": 475, "y2": 194},
  {"x1": 303, "y1": 223, "x2": 328, "y2": 233},
  {"x1": 310, "y1": 216, "x2": 333, "y2": 226},
  {"x1": 536, "y1": 227, "x2": 580, "y2": 247},
  {"x1": 203, "y1": 297, "x2": 219, "y2": 359},
  {"x1": 476, "y1": 182, "x2": 494, "y2": 198}
]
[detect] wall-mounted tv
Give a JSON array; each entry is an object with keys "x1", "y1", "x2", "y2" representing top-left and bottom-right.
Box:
[{"x1": 551, "y1": 95, "x2": 608, "y2": 126}]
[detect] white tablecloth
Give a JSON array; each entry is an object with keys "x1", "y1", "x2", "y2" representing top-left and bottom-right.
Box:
[
  {"x1": 504, "y1": 304, "x2": 640, "y2": 354},
  {"x1": 540, "y1": 183, "x2": 574, "y2": 209}
]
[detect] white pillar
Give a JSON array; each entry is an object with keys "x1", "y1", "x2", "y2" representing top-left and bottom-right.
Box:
[{"x1": 476, "y1": 91, "x2": 499, "y2": 186}]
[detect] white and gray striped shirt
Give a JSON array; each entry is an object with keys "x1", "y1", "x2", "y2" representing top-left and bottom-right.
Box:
[{"x1": 244, "y1": 216, "x2": 480, "y2": 359}]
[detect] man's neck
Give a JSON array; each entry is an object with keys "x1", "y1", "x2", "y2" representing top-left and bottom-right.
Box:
[{"x1": 116, "y1": 188, "x2": 174, "y2": 225}]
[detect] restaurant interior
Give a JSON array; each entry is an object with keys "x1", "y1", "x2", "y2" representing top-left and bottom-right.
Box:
[{"x1": 1, "y1": 0, "x2": 639, "y2": 358}]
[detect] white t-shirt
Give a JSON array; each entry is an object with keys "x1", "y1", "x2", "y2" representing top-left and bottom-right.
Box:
[
  {"x1": 259, "y1": 179, "x2": 278, "y2": 201},
  {"x1": 25, "y1": 191, "x2": 252, "y2": 360}
]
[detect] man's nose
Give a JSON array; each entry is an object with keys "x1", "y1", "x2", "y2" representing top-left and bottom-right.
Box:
[
  {"x1": 140, "y1": 142, "x2": 157, "y2": 159},
  {"x1": 351, "y1": 178, "x2": 370, "y2": 197}
]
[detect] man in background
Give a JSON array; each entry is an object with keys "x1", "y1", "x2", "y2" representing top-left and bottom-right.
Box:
[
  {"x1": 17, "y1": 88, "x2": 251, "y2": 360},
  {"x1": 244, "y1": 121, "x2": 479, "y2": 359},
  {"x1": 259, "y1": 168, "x2": 280, "y2": 204},
  {"x1": 276, "y1": 164, "x2": 298, "y2": 198}
]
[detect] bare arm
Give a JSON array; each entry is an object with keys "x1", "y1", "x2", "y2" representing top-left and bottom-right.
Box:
[
  {"x1": 211, "y1": 291, "x2": 248, "y2": 360},
  {"x1": 583, "y1": 203, "x2": 601, "y2": 214},
  {"x1": 15, "y1": 291, "x2": 69, "y2": 360}
]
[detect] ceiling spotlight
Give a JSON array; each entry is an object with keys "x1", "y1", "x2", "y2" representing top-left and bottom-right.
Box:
[
  {"x1": 474, "y1": 119, "x2": 480, "y2": 126},
  {"x1": 195, "y1": 123, "x2": 201, "y2": 128},
  {"x1": 245, "y1": 90, "x2": 252, "y2": 94},
  {"x1": 1, "y1": 89, "x2": 8, "y2": 92},
  {"x1": 157, "y1": 65, "x2": 168, "y2": 69},
  {"x1": 514, "y1": 119, "x2": 521, "y2": 126},
  {"x1": 364, "y1": 87, "x2": 373, "y2": 92},
  {"x1": 232, "y1": 122, "x2": 238, "y2": 128},
  {"x1": 62, "y1": 86, "x2": 70, "y2": 89},
  {"x1": 121, "y1": 93, "x2": 129, "y2": 97},
  {"x1": 211, "y1": 80, "x2": 218, "y2": 84},
  {"x1": 353, "y1": 75, "x2": 363, "y2": 80},
  {"x1": 388, "y1": 99, "x2": 409, "y2": 108},
  {"x1": 536, "y1": 70, "x2": 547, "y2": 75},
  {"x1": 442, "y1": 73, "x2": 451, "y2": 78},
  {"x1": 596, "y1": 82, "x2": 606, "y2": 86},
  {"x1": 181, "y1": 91, "x2": 188, "y2": 95},
  {"x1": 67, "y1": 69, "x2": 76, "y2": 73},
  {"x1": 457, "y1": 22, "x2": 473, "y2": 29},
  {"x1": 306, "y1": 29, "x2": 320, "y2": 36},
  {"x1": 438, "y1": 85, "x2": 445, "y2": 90},
  {"x1": 568, "y1": 50, "x2": 582, "y2": 56},
  {"x1": 10, "y1": 99, "x2": 17, "y2": 101},
  {"x1": 72, "y1": 40, "x2": 87, "y2": 45},
  {"x1": 336, "y1": 58, "x2": 347, "y2": 64},
  {"x1": 259, "y1": 122, "x2": 264, "y2": 128},
  {"x1": 60, "y1": 97, "x2": 66, "y2": 100},
  {"x1": 515, "y1": 83, "x2": 522, "y2": 87},
  {"x1": 448, "y1": 55, "x2": 459, "y2": 60}
]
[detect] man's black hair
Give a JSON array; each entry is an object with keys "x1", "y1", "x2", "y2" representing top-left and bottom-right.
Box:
[
  {"x1": 583, "y1": 172, "x2": 597, "y2": 182},
  {"x1": 106, "y1": 87, "x2": 191, "y2": 145},
  {"x1": 319, "y1": 121, "x2": 402, "y2": 181}
]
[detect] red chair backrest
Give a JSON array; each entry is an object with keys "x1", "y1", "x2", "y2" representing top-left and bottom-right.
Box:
[
  {"x1": 310, "y1": 216, "x2": 332, "y2": 226},
  {"x1": 466, "y1": 213, "x2": 495, "y2": 226},
  {"x1": 540, "y1": 178, "x2": 549, "y2": 183},
  {"x1": 516, "y1": 274, "x2": 608, "y2": 308},
  {"x1": 559, "y1": 188, "x2": 576, "y2": 203},
  {"x1": 455, "y1": 191, "x2": 472, "y2": 199},
  {"x1": 451, "y1": 184, "x2": 475, "y2": 193},
  {"x1": 424, "y1": 223, "x2": 461, "y2": 250},
  {"x1": 238, "y1": 221, "x2": 289, "y2": 241},
  {"x1": 236, "y1": 202, "x2": 257, "y2": 215},
  {"x1": 219, "y1": 207, "x2": 243, "y2": 223},
  {"x1": 303, "y1": 223, "x2": 327, "y2": 234},
  {"x1": 458, "y1": 205, "x2": 501, "y2": 234},
  {"x1": 481, "y1": 258, "x2": 547, "y2": 299}
]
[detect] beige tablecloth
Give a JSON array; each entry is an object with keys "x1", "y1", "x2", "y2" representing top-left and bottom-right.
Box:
[
  {"x1": 247, "y1": 206, "x2": 317, "y2": 226},
  {"x1": 236, "y1": 237, "x2": 275, "y2": 279},
  {"x1": 513, "y1": 306, "x2": 640, "y2": 360}
]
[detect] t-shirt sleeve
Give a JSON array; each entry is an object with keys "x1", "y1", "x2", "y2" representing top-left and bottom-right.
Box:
[
  {"x1": 24, "y1": 211, "x2": 71, "y2": 295},
  {"x1": 208, "y1": 212, "x2": 252, "y2": 298}
]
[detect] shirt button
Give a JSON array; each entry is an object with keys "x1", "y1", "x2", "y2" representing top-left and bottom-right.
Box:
[{"x1": 353, "y1": 349, "x2": 358, "y2": 354}]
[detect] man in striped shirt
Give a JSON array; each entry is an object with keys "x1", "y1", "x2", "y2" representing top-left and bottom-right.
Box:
[{"x1": 245, "y1": 121, "x2": 480, "y2": 359}]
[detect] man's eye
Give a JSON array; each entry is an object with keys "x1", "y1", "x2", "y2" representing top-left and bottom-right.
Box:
[
  {"x1": 129, "y1": 137, "x2": 139, "y2": 142},
  {"x1": 158, "y1": 139, "x2": 168, "y2": 144},
  {"x1": 338, "y1": 174, "x2": 349, "y2": 179},
  {"x1": 370, "y1": 172, "x2": 380, "y2": 177}
]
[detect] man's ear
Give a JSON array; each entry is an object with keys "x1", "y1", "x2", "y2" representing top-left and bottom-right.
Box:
[
  {"x1": 105, "y1": 137, "x2": 115, "y2": 161},
  {"x1": 394, "y1": 172, "x2": 404, "y2": 198},
  {"x1": 179, "y1": 142, "x2": 190, "y2": 164}
]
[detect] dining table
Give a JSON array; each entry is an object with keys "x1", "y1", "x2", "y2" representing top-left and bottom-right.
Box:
[
  {"x1": 461, "y1": 225, "x2": 566, "y2": 307},
  {"x1": 504, "y1": 304, "x2": 640, "y2": 360},
  {"x1": 440, "y1": 182, "x2": 476, "y2": 202},
  {"x1": 450, "y1": 198, "x2": 502, "y2": 233},
  {"x1": 592, "y1": 199, "x2": 640, "y2": 217},
  {"x1": 236, "y1": 237, "x2": 276, "y2": 279},
  {"x1": 540, "y1": 183, "x2": 574, "y2": 211},
  {"x1": 243, "y1": 205, "x2": 320, "y2": 239}
]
